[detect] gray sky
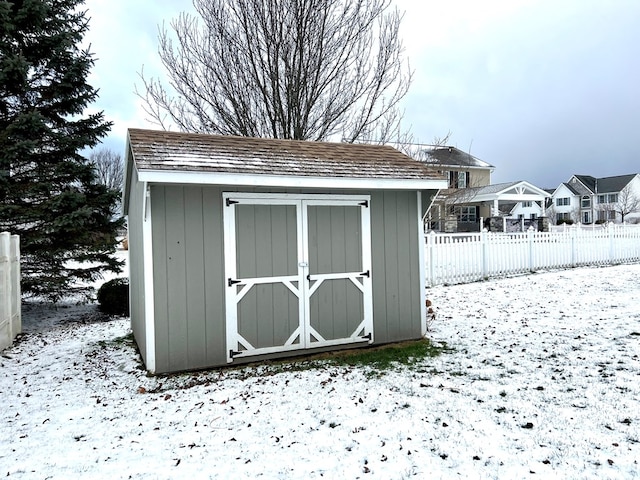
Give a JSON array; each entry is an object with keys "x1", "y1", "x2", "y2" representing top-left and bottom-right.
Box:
[{"x1": 83, "y1": 0, "x2": 640, "y2": 189}]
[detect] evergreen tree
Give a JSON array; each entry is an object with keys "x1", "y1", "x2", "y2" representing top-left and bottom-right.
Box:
[{"x1": 0, "y1": 0, "x2": 123, "y2": 302}]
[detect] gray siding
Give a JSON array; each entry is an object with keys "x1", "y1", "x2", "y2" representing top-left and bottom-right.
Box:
[
  {"x1": 126, "y1": 167, "x2": 147, "y2": 363},
  {"x1": 370, "y1": 190, "x2": 422, "y2": 342},
  {"x1": 146, "y1": 186, "x2": 427, "y2": 372},
  {"x1": 150, "y1": 185, "x2": 226, "y2": 373}
]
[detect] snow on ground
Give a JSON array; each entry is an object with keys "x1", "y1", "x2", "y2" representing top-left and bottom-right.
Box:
[{"x1": 1, "y1": 264, "x2": 640, "y2": 479}]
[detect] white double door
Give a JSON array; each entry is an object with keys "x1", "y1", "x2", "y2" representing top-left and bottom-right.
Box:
[{"x1": 223, "y1": 193, "x2": 373, "y2": 362}]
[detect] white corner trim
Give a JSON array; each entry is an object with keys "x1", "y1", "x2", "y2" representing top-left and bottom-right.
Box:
[
  {"x1": 417, "y1": 191, "x2": 428, "y2": 337},
  {"x1": 142, "y1": 182, "x2": 156, "y2": 373}
]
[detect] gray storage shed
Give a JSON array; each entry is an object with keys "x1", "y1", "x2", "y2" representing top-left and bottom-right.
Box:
[{"x1": 123, "y1": 129, "x2": 446, "y2": 373}]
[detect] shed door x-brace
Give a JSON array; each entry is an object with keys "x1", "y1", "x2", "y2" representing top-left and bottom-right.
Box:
[{"x1": 223, "y1": 193, "x2": 373, "y2": 362}]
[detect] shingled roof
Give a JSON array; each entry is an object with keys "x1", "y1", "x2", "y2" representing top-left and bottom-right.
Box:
[
  {"x1": 126, "y1": 129, "x2": 445, "y2": 182},
  {"x1": 572, "y1": 174, "x2": 638, "y2": 194},
  {"x1": 417, "y1": 146, "x2": 495, "y2": 169}
]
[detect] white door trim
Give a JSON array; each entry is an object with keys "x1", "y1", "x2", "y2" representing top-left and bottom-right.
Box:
[{"x1": 223, "y1": 192, "x2": 373, "y2": 362}]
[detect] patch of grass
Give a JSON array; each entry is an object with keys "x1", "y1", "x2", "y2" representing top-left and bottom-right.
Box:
[
  {"x1": 326, "y1": 339, "x2": 453, "y2": 371},
  {"x1": 96, "y1": 332, "x2": 135, "y2": 349},
  {"x1": 147, "y1": 339, "x2": 454, "y2": 391}
]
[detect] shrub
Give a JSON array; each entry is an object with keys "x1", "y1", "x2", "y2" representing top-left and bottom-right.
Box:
[
  {"x1": 97, "y1": 278, "x2": 130, "y2": 316},
  {"x1": 557, "y1": 218, "x2": 574, "y2": 225}
]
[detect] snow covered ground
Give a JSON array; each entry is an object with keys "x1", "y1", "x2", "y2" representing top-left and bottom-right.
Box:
[{"x1": 1, "y1": 264, "x2": 640, "y2": 479}]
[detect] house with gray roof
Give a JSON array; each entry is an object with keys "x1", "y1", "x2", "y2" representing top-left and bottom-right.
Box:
[
  {"x1": 547, "y1": 173, "x2": 640, "y2": 224},
  {"x1": 416, "y1": 145, "x2": 495, "y2": 189},
  {"x1": 412, "y1": 146, "x2": 550, "y2": 231}
]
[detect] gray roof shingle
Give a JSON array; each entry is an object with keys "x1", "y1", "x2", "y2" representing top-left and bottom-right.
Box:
[
  {"x1": 127, "y1": 129, "x2": 444, "y2": 181},
  {"x1": 417, "y1": 146, "x2": 494, "y2": 169},
  {"x1": 573, "y1": 174, "x2": 637, "y2": 194}
]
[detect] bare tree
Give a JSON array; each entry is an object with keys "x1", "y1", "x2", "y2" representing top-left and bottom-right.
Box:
[
  {"x1": 596, "y1": 201, "x2": 616, "y2": 223},
  {"x1": 89, "y1": 147, "x2": 124, "y2": 193},
  {"x1": 137, "y1": 0, "x2": 412, "y2": 143},
  {"x1": 615, "y1": 184, "x2": 640, "y2": 223},
  {"x1": 395, "y1": 131, "x2": 453, "y2": 158}
]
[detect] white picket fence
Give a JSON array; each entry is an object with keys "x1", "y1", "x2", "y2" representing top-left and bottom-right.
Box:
[
  {"x1": 425, "y1": 224, "x2": 640, "y2": 287},
  {"x1": 0, "y1": 232, "x2": 21, "y2": 351}
]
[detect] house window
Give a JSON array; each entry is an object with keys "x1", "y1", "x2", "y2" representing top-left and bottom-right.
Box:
[
  {"x1": 522, "y1": 201, "x2": 532, "y2": 208},
  {"x1": 581, "y1": 196, "x2": 591, "y2": 208},
  {"x1": 598, "y1": 194, "x2": 618, "y2": 204},
  {"x1": 556, "y1": 212, "x2": 571, "y2": 222},
  {"x1": 598, "y1": 210, "x2": 616, "y2": 221},
  {"x1": 458, "y1": 172, "x2": 467, "y2": 188},
  {"x1": 556, "y1": 197, "x2": 570, "y2": 206},
  {"x1": 447, "y1": 171, "x2": 469, "y2": 189},
  {"x1": 530, "y1": 213, "x2": 537, "y2": 220},
  {"x1": 455, "y1": 206, "x2": 477, "y2": 222}
]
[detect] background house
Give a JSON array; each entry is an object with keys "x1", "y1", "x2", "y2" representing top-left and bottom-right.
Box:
[
  {"x1": 547, "y1": 174, "x2": 640, "y2": 224},
  {"x1": 415, "y1": 146, "x2": 493, "y2": 231},
  {"x1": 415, "y1": 146, "x2": 549, "y2": 231},
  {"x1": 504, "y1": 199, "x2": 545, "y2": 220}
]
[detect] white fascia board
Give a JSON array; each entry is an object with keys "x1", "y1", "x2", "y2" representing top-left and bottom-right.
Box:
[
  {"x1": 495, "y1": 193, "x2": 549, "y2": 201},
  {"x1": 491, "y1": 182, "x2": 550, "y2": 198},
  {"x1": 472, "y1": 193, "x2": 549, "y2": 203},
  {"x1": 137, "y1": 169, "x2": 448, "y2": 191},
  {"x1": 429, "y1": 164, "x2": 495, "y2": 173}
]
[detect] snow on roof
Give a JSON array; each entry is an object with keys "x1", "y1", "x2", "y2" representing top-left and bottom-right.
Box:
[
  {"x1": 127, "y1": 129, "x2": 444, "y2": 181},
  {"x1": 466, "y1": 181, "x2": 520, "y2": 195}
]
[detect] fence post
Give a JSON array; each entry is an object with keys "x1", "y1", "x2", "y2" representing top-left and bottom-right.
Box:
[
  {"x1": 482, "y1": 229, "x2": 488, "y2": 279},
  {"x1": 10, "y1": 234, "x2": 21, "y2": 337},
  {"x1": 0, "y1": 232, "x2": 21, "y2": 351},
  {"x1": 0, "y1": 232, "x2": 11, "y2": 350},
  {"x1": 608, "y1": 223, "x2": 615, "y2": 264},
  {"x1": 570, "y1": 227, "x2": 576, "y2": 267},
  {"x1": 428, "y1": 231, "x2": 436, "y2": 287},
  {"x1": 527, "y1": 227, "x2": 534, "y2": 272}
]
